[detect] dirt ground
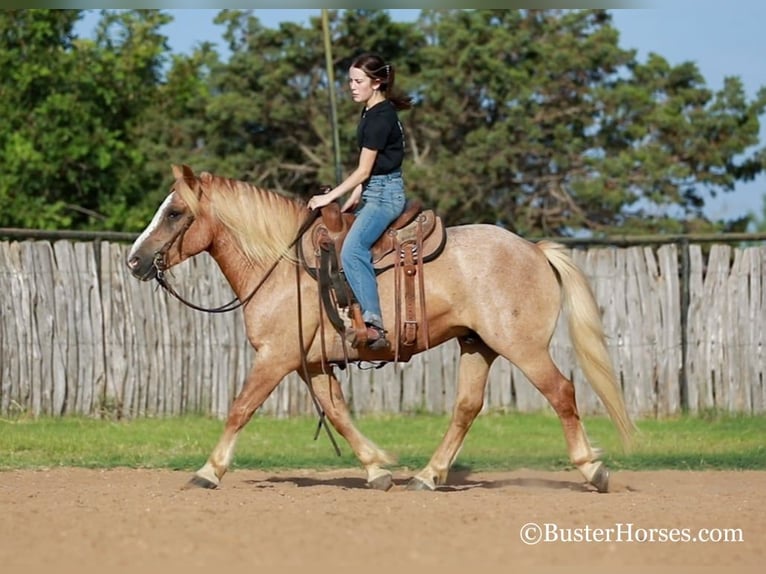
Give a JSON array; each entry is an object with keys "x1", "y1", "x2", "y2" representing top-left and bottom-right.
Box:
[{"x1": 0, "y1": 467, "x2": 763, "y2": 573}]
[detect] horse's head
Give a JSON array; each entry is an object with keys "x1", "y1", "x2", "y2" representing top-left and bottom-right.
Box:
[{"x1": 126, "y1": 164, "x2": 215, "y2": 281}]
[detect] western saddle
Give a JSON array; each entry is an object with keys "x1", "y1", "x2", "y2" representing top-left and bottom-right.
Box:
[{"x1": 298, "y1": 199, "x2": 446, "y2": 360}]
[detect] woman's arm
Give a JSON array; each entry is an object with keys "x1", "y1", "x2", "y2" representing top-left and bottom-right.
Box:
[{"x1": 307, "y1": 147, "x2": 378, "y2": 210}]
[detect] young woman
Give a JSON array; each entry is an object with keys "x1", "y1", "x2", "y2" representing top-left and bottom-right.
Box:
[{"x1": 307, "y1": 52, "x2": 412, "y2": 350}]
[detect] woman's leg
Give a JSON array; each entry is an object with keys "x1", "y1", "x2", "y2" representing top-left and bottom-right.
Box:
[
  {"x1": 341, "y1": 173, "x2": 405, "y2": 329},
  {"x1": 341, "y1": 202, "x2": 391, "y2": 328}
]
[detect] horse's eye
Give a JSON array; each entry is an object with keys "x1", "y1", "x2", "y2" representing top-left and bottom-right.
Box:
[{"x1": 167, "y1": 210, "x2": 181, "y2": 220}]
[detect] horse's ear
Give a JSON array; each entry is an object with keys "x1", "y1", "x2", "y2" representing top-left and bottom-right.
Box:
[
  {"x1": 181, "y1": 164, "x2": 196, "y2": 180},
  {"x1": 171, "y1": 164, "x2": 196, "y2": 180},
  {"x1": 200, "y1": 171, "x2": 213, "y2": 184}
]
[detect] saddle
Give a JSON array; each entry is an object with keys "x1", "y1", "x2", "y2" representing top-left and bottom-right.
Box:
[{"x1": 298, "y1": 199, "x2": 447, "y2": 358}]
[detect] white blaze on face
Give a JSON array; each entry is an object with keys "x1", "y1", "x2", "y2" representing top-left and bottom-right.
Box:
[{"x1": 128, "y1": 192, "x2": 176, "y2": 260}]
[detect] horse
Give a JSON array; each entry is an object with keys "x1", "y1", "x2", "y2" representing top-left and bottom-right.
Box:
[{"x1": 126, "y1": 164, "x2": 634, "y2": 492}]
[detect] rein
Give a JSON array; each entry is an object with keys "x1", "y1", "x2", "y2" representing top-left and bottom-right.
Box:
[{"x1": 154, "y1": 209, "x2": 319, "y2": 314}]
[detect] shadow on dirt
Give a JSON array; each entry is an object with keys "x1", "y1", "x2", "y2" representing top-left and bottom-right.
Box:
[{"x1": 242, "y1": 468, "x2": 600, "y2": 493}]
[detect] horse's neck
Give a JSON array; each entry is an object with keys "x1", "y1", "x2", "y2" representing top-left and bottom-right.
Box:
[
  {"x1": 208, "y1": 230, "x2": 292, "y2": 301},
  {"x1": 205, "y1": 187, "x2": 305, "y2": 297}
]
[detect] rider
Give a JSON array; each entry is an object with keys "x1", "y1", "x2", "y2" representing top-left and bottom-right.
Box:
[{"x1": 307, "y1": 52, "x2": 412, "y2": 350}]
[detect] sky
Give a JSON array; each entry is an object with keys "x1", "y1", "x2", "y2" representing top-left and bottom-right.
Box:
[{"x1": 76, "y1": 4, "x2": 766, "y2": 223}]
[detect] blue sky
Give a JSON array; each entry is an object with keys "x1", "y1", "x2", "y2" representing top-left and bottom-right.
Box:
[{"x1": 76, "y1": 5, "x2": 766, "y2": 222}]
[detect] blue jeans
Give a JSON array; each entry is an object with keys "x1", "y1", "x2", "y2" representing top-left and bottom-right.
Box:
[{"x1": 341, "y1": 171, "x2": 405, "y2": 329}]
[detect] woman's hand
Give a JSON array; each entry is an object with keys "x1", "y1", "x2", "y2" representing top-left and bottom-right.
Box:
[
  {"x1": 307, "y1": 192, "x2": 334, "y2": 211},
  {"x1": 341, "y1": 184, "x2": 362, "y2": 212}
]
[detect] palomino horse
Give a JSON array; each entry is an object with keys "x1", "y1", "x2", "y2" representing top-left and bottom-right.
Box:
[{"x1": 127, "y1": 164, "x2": 634, "y2": 492}]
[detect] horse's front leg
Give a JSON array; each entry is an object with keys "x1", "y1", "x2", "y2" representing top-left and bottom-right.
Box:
[
  {"x1": 301, "y1": 370, "x2": 396, "y2": 491},
  {"x1": 187, "y1": 354, "x2": 286, "y2": 489}
]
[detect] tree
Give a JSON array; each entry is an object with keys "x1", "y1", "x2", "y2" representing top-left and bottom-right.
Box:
[
  {"x1": 170, "y1": 9, "x2": 425, "y2": 199},
  {"x1": 402, "y1": 9, "x2": 766, "y2": 235},
  {"x1": 0, "y1": 10, "x2": 86, "y2": 228},
  {"x1": 106, "y1": 32, "x2": 217, "y2": 230},
  {"x1": 3, "y1": 9, "x2": 764, "y2": 235},
  {"x1": 0, "y1": 9, "x2": 173, "y2": 230}
]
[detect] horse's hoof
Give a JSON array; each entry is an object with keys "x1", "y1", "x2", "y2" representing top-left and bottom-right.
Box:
[
  {"x1": 590, "y1": 463, "x2": 610, "y2": 493},
  {"x1": 184, "y1": 474, "x2": 219, "y2": 490},
  {"x1": 406, "y1": 477, "x2": 435, "y2": 491},
  {"x1": 367, "y1": 473, "x2": 394, "y2": 491}
]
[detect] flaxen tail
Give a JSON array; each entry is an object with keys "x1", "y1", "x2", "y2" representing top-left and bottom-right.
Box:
[{"x1": 537, "y1": 240, "x2": 635, "y2": 449}]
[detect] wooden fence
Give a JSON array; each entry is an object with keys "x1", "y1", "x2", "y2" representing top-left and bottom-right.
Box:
[{"x1": 0, "y1": 239, "x2": 764, "y2": 420}]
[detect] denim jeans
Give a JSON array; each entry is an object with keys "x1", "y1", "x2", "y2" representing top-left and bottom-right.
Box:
[{"x1": 341, "y1": 170, "x2": 406, "y2": 329}]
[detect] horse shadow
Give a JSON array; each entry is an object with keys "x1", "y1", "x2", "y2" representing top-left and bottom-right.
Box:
[{"x1": 241, "y1": 467, "x2": 599, "y2": 493}]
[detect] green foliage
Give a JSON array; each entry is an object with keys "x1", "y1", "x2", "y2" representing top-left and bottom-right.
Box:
[
  {"x1": 1, "y1": 9, "x2": 765, "y2": 235},
  {"x1": 0, "y1": 9, "x2": 173, "y2": 230}
]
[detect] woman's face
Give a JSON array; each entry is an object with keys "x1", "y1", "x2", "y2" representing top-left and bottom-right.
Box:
[{"x1": 348, "y1": 66, "x2": 379, "y2": 104}]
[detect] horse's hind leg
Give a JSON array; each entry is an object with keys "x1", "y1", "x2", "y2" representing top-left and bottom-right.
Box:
[
  {"x1": 510, "y1": 345, "x2": 608, "y2": 492},
  {"x1": 408, "y1": 336, "x2": 497, "y2": 491},
  {"x1": 301, "y1": 370, "x2": 396, "y2": 491}
]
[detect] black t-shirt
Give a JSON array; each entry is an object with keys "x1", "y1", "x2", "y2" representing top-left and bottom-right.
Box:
[{"x1": 357, "y1": 99, "x2": 405, "y2": 175}]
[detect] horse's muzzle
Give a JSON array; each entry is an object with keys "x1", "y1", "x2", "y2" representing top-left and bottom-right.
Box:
[{"x1": 126, "y1": 253, "x2": 159, "y2": 281}]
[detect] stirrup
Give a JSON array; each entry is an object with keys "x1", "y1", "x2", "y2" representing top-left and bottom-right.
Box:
[
  {"x1": 365, "y1": 325, "x2": 390, "y2": 350},
  {"x1": 345, "y1": 324, "x2": 390, "y2": 350}
]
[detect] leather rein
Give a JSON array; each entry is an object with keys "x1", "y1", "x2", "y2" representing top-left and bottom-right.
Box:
[{"x1": 153, "y1": 209, "x2": 319, "y2": 314}]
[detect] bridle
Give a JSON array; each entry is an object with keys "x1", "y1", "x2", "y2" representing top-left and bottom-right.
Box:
[
  {"x1": 152, "y1": 208, "x2": 319, "y2": 315},
  {"x1": 152, "y1": 209, "x2": 251, "y2": 314},
  {"x1": 154, "y1": 214, "x2": 268, "y2": 314}
]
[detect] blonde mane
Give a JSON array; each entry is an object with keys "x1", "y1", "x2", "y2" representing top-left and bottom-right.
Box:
[{"x1": 176, "y1": 172, "x2": 305, "y2": 266}]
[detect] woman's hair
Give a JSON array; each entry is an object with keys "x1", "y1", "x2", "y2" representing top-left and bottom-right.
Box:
[{"x1": 350, "y1": 52, "x2": 412, "y2": 111}]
